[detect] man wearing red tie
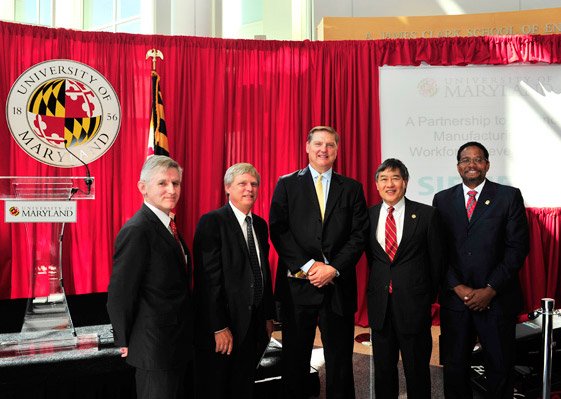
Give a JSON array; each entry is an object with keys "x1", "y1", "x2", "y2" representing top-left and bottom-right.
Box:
[
  {"x1": 107, "y1": 155, "x2": 193, "y2": 399},
  {"x1": 366, "y1": 158, "x2": 443, "y2": 399},
  {"x1": 433, "y1": 142, "x2": 530, "y2": 399}
]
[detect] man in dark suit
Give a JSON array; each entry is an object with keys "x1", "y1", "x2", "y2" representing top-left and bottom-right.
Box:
[
  {"x1": 269, "y1": 126, "x2": 369, "y2": 399},
  {"x1": 193, "y1": 163, "x2": 275, "y2": 399},
  {"x1": 366, "y1": 158, "x2": 443, "y2": 399},
  {"x1": 433, "y1": 142, "x2": 529, "y2": 399},
  {"x1": 107, "y1": 155, "x2": 193, "y2": 399}
]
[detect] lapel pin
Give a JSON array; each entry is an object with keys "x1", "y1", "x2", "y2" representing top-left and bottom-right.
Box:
[
  {"x1": 411, "y1": 214, "x2": 416, "y2": 219},
  {"x1": 485, "y1": 200, "x2": 490, "y2": 205}
]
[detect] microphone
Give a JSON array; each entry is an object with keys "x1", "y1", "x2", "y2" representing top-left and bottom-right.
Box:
[{"x1": 64, "y1": 139, "x2": 93, "y2": 196}]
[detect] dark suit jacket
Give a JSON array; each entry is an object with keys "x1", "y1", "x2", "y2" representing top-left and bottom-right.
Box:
[
  {"x1": 433, "y1": 179, "x2": 529, "y2": 315},
  {"x1": 366, "y1": 198, "x2": 443, "y2": 334},
  {"x1": 193, "y1": 204, "x2": 274, "y2": 351},
  {"x1": 107, "y1": 204, "x2": 193, "y2": 370},
  {"x1": 269, "y1": 167, "x2": 369, "y2": 316}
]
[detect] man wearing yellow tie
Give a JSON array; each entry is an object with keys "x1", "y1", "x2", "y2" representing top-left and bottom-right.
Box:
[{"x1": 270, "y1": 126, "x2": 369, "y2": 399}]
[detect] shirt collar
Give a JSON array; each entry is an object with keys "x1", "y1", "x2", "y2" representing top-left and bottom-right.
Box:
[
  {"x1": 462, "y1": 179, "x2": 486, "y2": 196},
  {"x1": 382, "y1": 196, "x2": 405, "y2": 213},
  {"x1": 308, "y1": 164, "x2": 333, "y2": 181},
  {"x1": 144, "y1": 201, "x2": 172, "y2": 228},
  {"x1": 229, "y1": 201, "x2": 253, "y2": 225}
]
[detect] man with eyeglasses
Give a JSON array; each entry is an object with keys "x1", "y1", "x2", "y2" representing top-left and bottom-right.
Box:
[{"x1": 433, "y1": 142, "x2": 529, "y2": 399}]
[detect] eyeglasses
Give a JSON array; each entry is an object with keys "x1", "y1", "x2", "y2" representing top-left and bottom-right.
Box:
[{"x1": 458, "y1": 157, "x2": 487, "y2": 166}]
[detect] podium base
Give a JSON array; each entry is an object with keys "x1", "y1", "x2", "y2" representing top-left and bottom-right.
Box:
[{"x1": 0, "y1": 333, "x2": 99, "y2": 360}]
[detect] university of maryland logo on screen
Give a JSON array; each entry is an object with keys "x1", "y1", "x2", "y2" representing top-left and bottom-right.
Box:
[
  {"x1": 417, "y1": 78, "x2": 438, "y2": 97},
  {"x1": 9, "y1": 206, "x2": 19, "y2": 217},
  {"x1": 6, "y1": 60, "x2": 121, "y2": 167}
]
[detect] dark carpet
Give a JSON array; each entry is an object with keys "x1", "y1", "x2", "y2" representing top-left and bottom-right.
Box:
[{"x1": 312, "y1": 351, "x2": 487, "y2": 399}]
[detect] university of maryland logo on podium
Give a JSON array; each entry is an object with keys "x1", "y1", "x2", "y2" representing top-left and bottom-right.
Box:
[{"x1": 6, "y1": 59, "x2": 121, "y2": 167}]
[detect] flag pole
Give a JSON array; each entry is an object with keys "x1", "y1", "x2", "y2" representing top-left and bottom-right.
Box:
[
  {"x1": 145, "y1": 49, "x2": 163, "y2": 71},
  {"x1": 145, "y1": 49, "x2": 170, "y2": 158}
]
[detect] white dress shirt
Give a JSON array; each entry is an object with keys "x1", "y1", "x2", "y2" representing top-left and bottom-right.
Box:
[
  {"x1": 376, "y1": 196, "x2": 406, "y2": 250},
  {"x1": 229, "y1": 201, "x2": 261, "y2": 267},
  {"x1": 462, "y1": 180, "x2": 486, "y2": 207},
  {"x1": 144, "y1": 201, "x2": 172, "y2": 230},
  {"x1": 301, "y1": 165, "x2": 333, "y2": 273},
  {"x1": 144, "y1": 201, "x2": 188, "y2": 265}
]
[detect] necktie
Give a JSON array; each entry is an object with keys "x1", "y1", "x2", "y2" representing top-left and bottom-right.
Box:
[
  {"x1": 316, "y1": 174, "x2": 325, "y2": 221},
  {"x1": 385, "y1": 206, "x2": 398, "y2": 261},
  {"x1": 385, "y1": 206, "x2": 397, "y2": 294},
  {"x1": 170, "y1": 217, "x2": 191, "y2": 289},
  {"x1": 245, "y1": 216, "x2": 263, "y2": 306},
  {"x1": 169, "y1": 217, "x2": 181, "y2": 244},
  {"x1": 466, "y1": 190, "x2": 477, "y2": 220}
]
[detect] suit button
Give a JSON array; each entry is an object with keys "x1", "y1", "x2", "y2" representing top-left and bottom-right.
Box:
[
  {"x1": 467, "y1": 252, "x2": 472, "y2": 256},
  {"x1": 250, "y1": 284, "x2": 254, "y2": 288},
  {"x1": 248, "y1": 306, "x2": 252, "y2": 310}
]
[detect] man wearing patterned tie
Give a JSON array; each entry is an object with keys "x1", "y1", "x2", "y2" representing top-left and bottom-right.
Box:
[
  {"x1": 193, "y1": 163, "x2": 275, "y2": 399},
  {"x1": 269, "y1": 126, "x2": 369, "y2": 399},
  {"x1": 107, "y1": 155, "x2": 193, "y2": 399},
  {"x1": 433, "y1": 142, "x2": 530, "y2": 399},
  {"x1": 365, "y1": 158, "x2": 443, "y2": 399}
]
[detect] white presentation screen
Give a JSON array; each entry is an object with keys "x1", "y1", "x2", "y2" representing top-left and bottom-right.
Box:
[{"x1": 379, "y1": 64, "x2": 561, "y2": 207}]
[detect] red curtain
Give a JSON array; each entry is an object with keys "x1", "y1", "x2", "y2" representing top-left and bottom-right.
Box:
[
  {"x1": 521, "y1": 208, "x2": 561, "y2": 313},
  {"x1": 0, "y1": 22, "x2": 559, "y2": 326}
]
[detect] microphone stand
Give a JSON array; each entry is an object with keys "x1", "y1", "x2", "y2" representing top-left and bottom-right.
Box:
[{"x1": 59, "y1": 142, "x2": 94, "y2": 337}]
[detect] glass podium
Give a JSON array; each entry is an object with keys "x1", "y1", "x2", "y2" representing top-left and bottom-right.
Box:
[{"x1": 0, "y1": 177, "x2": 99, "y2": 358}]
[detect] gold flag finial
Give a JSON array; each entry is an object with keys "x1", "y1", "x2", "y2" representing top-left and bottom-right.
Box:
[{"x1": 146, "y1": 49, "x2": 164, "y2": 71}]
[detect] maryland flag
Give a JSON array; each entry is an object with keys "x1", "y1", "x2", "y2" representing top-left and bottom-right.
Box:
[
  {"x1": 147, "y1": 71, "x2": 170, "y2": 157},
  {"x1": 28, "y1": 78, "x2": 101, "y2": 148}
]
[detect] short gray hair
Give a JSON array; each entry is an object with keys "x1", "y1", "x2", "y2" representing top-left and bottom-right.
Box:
[
  {"x1": 224, "y1": 163, "x2": 260, "y2": 186},
  {"x1": 139, "y1": 156, "x2": 183, "y2": 183}
]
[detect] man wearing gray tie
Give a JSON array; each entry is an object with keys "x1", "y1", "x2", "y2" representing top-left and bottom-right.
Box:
[{"x1": 193, "y1": 163, "x2": 275, "y2": 399}]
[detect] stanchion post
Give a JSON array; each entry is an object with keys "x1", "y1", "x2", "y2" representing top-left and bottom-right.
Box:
[{"x1": 542, "y1": 298, "x2": 555, "y2": 399}]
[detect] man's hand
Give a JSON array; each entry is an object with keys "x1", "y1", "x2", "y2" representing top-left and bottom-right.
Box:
[
  {"x1": 215, "y1": 328, "x2": 233, "y2": 355},
  {"x1": 308, "y1": 262, "x2": 337, "y2": 288},
  {"x1": 464, "y1": 286, "x2": 496, "y2": 311},
  {"x1": 307, "y1": 261, "x2": 322, "y2": 276},
  {"x1": 453, "y1": 284, "x2": 474, "y2": 302},
  {"x1": 266, "y1": 320, "x2": 275, "y2": 339},
  {"x1": 119, "y1": 347, "x2": 128, "y2": 357}
]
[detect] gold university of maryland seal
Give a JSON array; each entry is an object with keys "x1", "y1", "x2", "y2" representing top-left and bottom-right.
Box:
[{"x1": 6, "y1": 59, "x2": 121, "y2": 167}]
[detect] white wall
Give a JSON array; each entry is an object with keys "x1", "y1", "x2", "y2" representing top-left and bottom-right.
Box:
[
  {"x1": 263, "y1": 0, "x2": 293, "y2": 40},
  {"x1": 159, "y1": 0, "x2": 214, "y2": 37},
  {"x1": 148, "y1": 0, "x2": 561, "y2": 39},
  {"x1": 222, "y1": 0, "x2": 295, "y2": 40}
]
